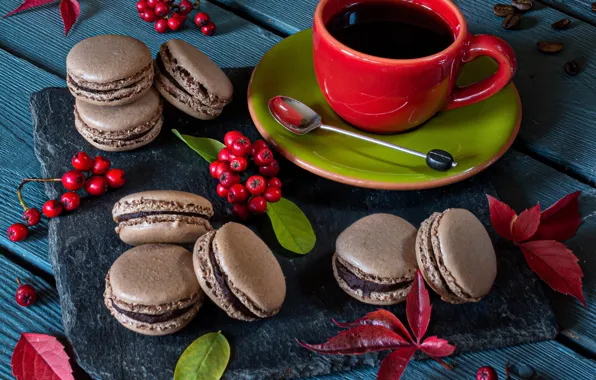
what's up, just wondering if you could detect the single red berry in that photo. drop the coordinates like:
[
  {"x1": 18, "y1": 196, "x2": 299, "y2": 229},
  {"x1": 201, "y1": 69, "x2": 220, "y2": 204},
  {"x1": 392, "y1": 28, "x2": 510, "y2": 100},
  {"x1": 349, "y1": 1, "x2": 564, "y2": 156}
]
[
  {"x1": 168, "y1": 15, "x2": 184, "y2": 31},
  {"x1": 155, "y1": 18, "x2": 169, "y2": 33},
  {"x1": 85, "y1": 176, "x2": 108, "y2": 197},
  {"x1": 259, "y1": 160, "x2": 280, "y2": 177},
  {"x1": 42, "y1": 200, "x2": 63, "y2": 218},
  {"x1": 15, "y1": 279, "x2": 36, "y2": 307},
  {"x1": 22, "y1": 208, "x2": 41, "y2": 226},
  {"x1": 179, "y1": 0, "x2": 193, "y2": 14},
  {"x1": 209, "y1": 161, "x2": 221, "y2": 178},
  {"x1": 216, "y1": 184, "x2": 229, "y2": 198},
  {"x1": 232, "y1": 203, "x2": 249, "y2": 221},
  {"x1": 227, "y1": 184, "x2": 249, "y2": 204},
  {"x1": 224, "y1": 131, "x2": 243, "y2": 149},
  {"x1": 264, "y1": 186, "x2": 282, "y2": 203},
  {"x1": 215, "y1": 162, "x2": 230, "y2": 178},
  {"x1": 230, "y1": 157, "x2": 248, "y2": 172},
  {"x1": 105, "y1": 168, "x2": 126, "y2": 188},
  {"x1": 254, "y1": 148, "x2": 274, "y2": 166},
  {"x1": 248, "y1": 196, "x2": 267, "y2": 214},
  {"x1": 201, "y1": 21, "x2": 217, "y2": 36},
  {"x1": 194, "y1": 11, "x2": 211, "y2": 27},
  {"x1": 218, "y1": 148, "x2": 232, "y2": 162},
  {"x1": 72, "y1": 151, "x2": 93, "y2": 171},
  {"x1": 476, "y1": 366, "x2": 498, "y2": 380},
  {"x1": 246, "y1": 175, "x2": 266, "y2": 195},
  {"x1": 219, "y1": 170, "x2": 241, "y2": 189},
  {"x1": 251, "y1": 140, "x2": 268, "y2": 156},
  {"x1": 231, "y1": 137, "x2": 252, "y2": 157},
  {"x1": 141, "y1": 9, "x2": 157, "y2": 22},
  {"x1": 60, "y1": 192, "x2": 81, "y2": 212},
  {"x1": 136, "y1": 0, "x2": 148, "y2": 12},
  {"x1": 7, "y1": 223, "x2": 28, "y2": 242},
  {"x1": 154, "y1": 1, "x2": 169, "y2": 17},
  {"x1": 61, "y1": 170, "x2": 85, "y2": 191},
  {"x1": 92, "y1": 156, "x2": 111, "y2": 175},
  {"x1": 146, "y1": 0, "x2": 159, "y2": 8},
  {"x1": 267, "y1": 177, "x2": 282, "y2": 189}
]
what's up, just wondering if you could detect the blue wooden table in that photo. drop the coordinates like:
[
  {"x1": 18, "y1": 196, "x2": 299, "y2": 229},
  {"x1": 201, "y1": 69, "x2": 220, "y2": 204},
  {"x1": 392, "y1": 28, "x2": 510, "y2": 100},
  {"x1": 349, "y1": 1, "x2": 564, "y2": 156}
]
[{"x1": 1, "y1": 0, "x2": 595, "y2": 378}]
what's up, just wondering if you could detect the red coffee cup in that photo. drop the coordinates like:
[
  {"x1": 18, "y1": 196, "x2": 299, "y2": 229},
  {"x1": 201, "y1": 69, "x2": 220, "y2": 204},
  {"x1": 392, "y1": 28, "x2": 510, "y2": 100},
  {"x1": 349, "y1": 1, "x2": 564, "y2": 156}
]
[{"x1": 313, "y1": 0, "x2": 517, "y2": 133}]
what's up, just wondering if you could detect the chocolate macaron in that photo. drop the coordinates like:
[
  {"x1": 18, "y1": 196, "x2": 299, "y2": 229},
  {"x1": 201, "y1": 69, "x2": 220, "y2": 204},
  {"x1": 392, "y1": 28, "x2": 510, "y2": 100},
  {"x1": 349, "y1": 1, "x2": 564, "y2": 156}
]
[
  {"x1": 104, "y1": 244, "x2": 203, "y2": 336},
  {"x1": 74, "y1": 88, "x2": 163, "y2": 151},
  {"x1": 154, "y1": 39, "x2": 233, "y2": 119},
  {"x1": 193, "y1": 222, "x2": 286, "y2": 321},
  {"x1": 333, "y1": 214, "x2": 418, "y2": 305},
  {"x1": 416, "y1": 209, "x2": 497, "y2": 304},
  {"x1": 113, "y1": 190, "x2": 214, "y2": 246},
  {"x1": 67, "y1": 35, "x2": 153, "y2": 106}
]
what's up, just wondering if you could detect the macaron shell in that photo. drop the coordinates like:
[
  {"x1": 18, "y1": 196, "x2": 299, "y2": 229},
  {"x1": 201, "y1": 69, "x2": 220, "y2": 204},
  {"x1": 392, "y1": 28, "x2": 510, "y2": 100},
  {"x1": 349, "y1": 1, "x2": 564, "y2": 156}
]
[
  {"x1": 109, "y1": 244, "x2": 201, "y2": 306},
  {"x1": 213, "y1": 223, "x2": 286, "y2": 314},
  {"x1": 117, "y1": 217, "x2": 213, "y2": 246},
  {"x1": 335, "y1": 213, "x2": 418, "y2": 281},
  {"x1": 432, "y1": 209, "x2": 497, "y2": 300},
  {"x1": 113, "y1": 190, "x2": 214, "y2": 218},
  {"x1": 67, "y1": 73, "x2": 153, "y2": 107},
  {"x1": 66, "y1": 35, "x2": 152, "y2": 83}
]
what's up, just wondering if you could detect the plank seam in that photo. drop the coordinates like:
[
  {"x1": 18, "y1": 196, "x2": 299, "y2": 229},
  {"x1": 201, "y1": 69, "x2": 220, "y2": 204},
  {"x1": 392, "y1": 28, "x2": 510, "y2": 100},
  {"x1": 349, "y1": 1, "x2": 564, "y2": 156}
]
[
  {"x1": 206, "y1": 0, "x2": 289, "y2": 37},
  {"x1": 0, "y1": 247, "x2": 56, "y2": 284},
  {"x1": 536, "y1": 0, "x2": 596, "y2": 27},
  {"x1": 0, "y1": 45, "x2": 65, "y2": 80}
]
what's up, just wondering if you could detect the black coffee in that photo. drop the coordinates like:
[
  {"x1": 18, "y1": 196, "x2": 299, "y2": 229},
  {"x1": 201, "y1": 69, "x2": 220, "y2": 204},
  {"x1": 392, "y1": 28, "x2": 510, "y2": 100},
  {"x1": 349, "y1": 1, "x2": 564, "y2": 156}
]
[{"x1": 326, "y1": 1, "x2": 455, "y2": 59}]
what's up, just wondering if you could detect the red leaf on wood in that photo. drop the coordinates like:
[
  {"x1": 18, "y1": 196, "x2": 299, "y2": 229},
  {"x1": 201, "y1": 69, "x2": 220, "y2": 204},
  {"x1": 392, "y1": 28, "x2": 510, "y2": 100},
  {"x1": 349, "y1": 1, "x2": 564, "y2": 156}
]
[
  {"x1": 4, "y1": 0, "x2": 55, "y2": 18},
  {"x1": 59, "y1": 0, "x2": 79, "y2": 35},
  {"x1": 487, "y1": 195, "x2": 516, "y2": 241},
  {"x1": 511, "y1": 204, "x2": 541, "y2": 243},
  {"x1": 376, "y1": 346, "x2": 417, "y2": 380},
  {"x1": 519, "y1": 240, "x2": 586, "y2": 306},
  {"x1": 406, "y1": 270, "x2": 431, "y2": 344},
  {"x1": 534, "y1": 191, "x2": 581, "y2": 242},
  {"x1": 333, "y1": 309, "x2": 413, "y2": 343},
  {"x1": 420, "y1": 336, "x2": 456, "y2": 357},
  {"x1": 296, "y1": 325, "x2": 410, "y2": 355},
  {"x1": 11, "y1": 333, "x2": 75, "y2": 380}
]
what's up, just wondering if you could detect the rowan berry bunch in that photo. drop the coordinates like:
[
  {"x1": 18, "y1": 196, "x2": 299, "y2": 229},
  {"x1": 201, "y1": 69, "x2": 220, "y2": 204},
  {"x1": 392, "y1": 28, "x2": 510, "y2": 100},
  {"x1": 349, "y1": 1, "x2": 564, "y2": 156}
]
[
  {"x1": 210, "y1": 131, "x2": 282, "y2": 220},
  {"x1": 137, "y1": 0, "x2": 216, "y2": 35},
  {"x1": 7, "y1": 152, "x2": 126, "y2": 243}
]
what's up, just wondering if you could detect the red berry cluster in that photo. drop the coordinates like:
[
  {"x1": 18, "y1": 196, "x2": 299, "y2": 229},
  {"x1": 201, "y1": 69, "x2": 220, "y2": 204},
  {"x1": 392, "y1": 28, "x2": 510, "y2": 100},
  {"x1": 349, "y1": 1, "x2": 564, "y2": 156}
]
[
  {"x1": 210, "y1": 131, "x2": 282, "y2": 220},
  {"x1": 137, "y1": 0, "x2": 216, "y2": 35},
  {"x1": 6, "y1": 152, "x2": 126, "y2": 243}
]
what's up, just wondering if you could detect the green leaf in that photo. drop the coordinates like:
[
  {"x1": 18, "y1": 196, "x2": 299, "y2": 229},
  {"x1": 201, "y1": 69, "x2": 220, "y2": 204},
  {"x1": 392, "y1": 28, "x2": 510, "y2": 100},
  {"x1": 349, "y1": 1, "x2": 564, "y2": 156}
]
[
  {"x1": 173, "y1": 129, "x2": 225, "y2": 163},
  {"x1": 266, "y1": 198, "x2": 316, "y2": 254},
  {"x1": 174, "y1": 331, "x2": 230, "y2": 380}
]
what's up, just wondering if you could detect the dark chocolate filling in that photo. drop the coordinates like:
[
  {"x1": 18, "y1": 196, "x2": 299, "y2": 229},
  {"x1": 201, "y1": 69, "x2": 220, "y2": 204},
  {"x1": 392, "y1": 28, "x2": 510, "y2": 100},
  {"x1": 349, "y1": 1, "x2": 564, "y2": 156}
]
[
  {"x1": 156, "y1": 54, "x2": 194, "y2": 98},
  {"x1": 68, "y1": 75, "x2": 144, "y2": 94},
  {"x1": 117, "y1": 211, "x2": 208, "y2": 222},
  {"x1": 112, "y1": 300, "x2": 193, "y2": 324},
  {"x1": 209, "y1": 243, "x2": 259, "y2": 319},
  {"x1": 335, "y1": 257, "x2": 411, "y2": 297}
]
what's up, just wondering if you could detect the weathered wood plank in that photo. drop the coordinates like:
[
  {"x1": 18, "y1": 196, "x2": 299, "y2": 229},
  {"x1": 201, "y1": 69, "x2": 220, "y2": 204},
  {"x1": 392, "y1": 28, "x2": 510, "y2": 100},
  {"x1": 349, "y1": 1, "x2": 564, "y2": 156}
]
[
  {"x1": 539, "y1": 0, "x2": 596, "y2": 25},
  {"x1": 0, "y1": 49, "x2": 64, "y2": 275},
  {"x1": 0, "y1": 0, "x2": 281, "y2": 77}
]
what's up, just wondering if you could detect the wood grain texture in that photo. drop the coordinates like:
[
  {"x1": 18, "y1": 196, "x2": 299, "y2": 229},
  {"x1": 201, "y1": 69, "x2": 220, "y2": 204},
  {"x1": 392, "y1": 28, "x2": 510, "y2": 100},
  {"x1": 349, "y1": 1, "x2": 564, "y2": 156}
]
[
  {"x1": 539, "y1": 0, "x2": 596, "y2": 25},
  {"x1": 214, "y1": 0, "x2": 596, "y2": 184},
  {"x1": 0, "y1": 49, "x2": 64, "y2": 275}
]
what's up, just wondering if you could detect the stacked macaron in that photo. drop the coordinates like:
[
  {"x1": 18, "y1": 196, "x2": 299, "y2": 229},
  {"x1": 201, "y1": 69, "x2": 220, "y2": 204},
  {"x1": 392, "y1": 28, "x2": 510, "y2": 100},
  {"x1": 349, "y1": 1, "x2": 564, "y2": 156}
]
[{"x1": 67, "y1": 35, "x2": 162, "y2": 151}]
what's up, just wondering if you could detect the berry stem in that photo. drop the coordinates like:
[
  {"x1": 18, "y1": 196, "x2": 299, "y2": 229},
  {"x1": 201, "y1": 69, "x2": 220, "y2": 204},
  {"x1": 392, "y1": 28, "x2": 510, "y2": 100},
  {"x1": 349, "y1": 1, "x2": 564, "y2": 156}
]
[
  {"x1": 195, "y1": 0, "x2": 200, "y2": 9},
  {"x1": 17, "y1": 178, "x2": 61, "y2": 211},
  {"x1": 16, "y1": 278, "x2": 22, "y2": 286},
  {"x1": 432, "y1": 357, "x2": 454, "y2": 371}
]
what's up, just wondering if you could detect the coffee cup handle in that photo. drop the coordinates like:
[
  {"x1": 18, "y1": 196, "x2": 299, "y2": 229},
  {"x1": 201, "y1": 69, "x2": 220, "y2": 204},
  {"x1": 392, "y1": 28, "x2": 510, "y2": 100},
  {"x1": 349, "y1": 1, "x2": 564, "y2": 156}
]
[{"x1": 444, "y1": 34, "x2": 517, "y2": 110}]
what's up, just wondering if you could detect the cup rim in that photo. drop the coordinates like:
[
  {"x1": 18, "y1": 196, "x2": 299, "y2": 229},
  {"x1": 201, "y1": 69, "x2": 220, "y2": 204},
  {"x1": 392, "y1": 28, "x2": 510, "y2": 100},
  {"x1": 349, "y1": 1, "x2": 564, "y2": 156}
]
[{"x1": 313, "y1": 0, "x2": 468, "y2": 65}]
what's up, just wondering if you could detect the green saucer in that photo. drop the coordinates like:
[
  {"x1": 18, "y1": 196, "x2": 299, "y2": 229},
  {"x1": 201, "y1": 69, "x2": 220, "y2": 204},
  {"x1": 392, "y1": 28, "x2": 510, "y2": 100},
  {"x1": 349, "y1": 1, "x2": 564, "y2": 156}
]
[{"x1": 248, "y1": 29, "x2": 521, "y2": 190}]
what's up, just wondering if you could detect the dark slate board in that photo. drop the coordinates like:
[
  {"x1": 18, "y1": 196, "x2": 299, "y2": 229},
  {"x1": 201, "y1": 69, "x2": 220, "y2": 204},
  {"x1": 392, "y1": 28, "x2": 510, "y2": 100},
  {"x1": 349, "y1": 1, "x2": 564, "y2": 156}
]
[{"x1": 32, "y1": 68, "x2": 557, "y2": 380}]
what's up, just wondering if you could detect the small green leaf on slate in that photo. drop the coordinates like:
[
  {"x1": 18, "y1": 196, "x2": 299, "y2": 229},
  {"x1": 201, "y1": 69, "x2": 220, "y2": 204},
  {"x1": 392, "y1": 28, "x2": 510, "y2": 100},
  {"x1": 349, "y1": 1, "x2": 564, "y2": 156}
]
[
  {"x1": 174, "y1": 331, "x2": 230, "y2": 380},
  {"x1": 173, "y1": 129, "x2": 225, "y2": 163},
  {"x1": 266, "y1": 198, "x2": 316, "y2": 254}
]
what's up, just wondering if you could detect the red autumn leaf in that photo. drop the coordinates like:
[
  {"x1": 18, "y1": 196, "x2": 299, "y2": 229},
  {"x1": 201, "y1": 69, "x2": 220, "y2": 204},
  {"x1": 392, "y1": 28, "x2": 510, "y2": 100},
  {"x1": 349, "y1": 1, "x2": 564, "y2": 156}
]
[
  {"x1": 534, "y1": 191, "x2": 581, "y2": 242},
  {"x1": 3, "y1": 0, "x2": 55, "y2": 18},
  {"x1": 487, "y1": 195, "x2": 516, "y2": 241},
  {"x1": 420, "y1": 336, "x2": 456, "y2": 357},
  {"x1": 11, "y1": 333, "x2": 75, "y2": 380},
  {"x1": 511, "y1": 204, "x2": 541, "y2": 243},
  {"x1": 406, "y1": 270, "x2": 431, "y2": 344},
  {"x1": 376, "y1": 346, "x2": 417, "y2": 380},
  {"x1": 333, "y1": 309, "x2": 413, "y2": 343},
  {"x1": 59, "y1": 0, "x2": 79, "y2": 36},
  {"x1": 296, "y1": 325, "x2": 410, "y2": 355},
  {"x1": 519, "y1": 240, "x2": 586, "y2": 307}
]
